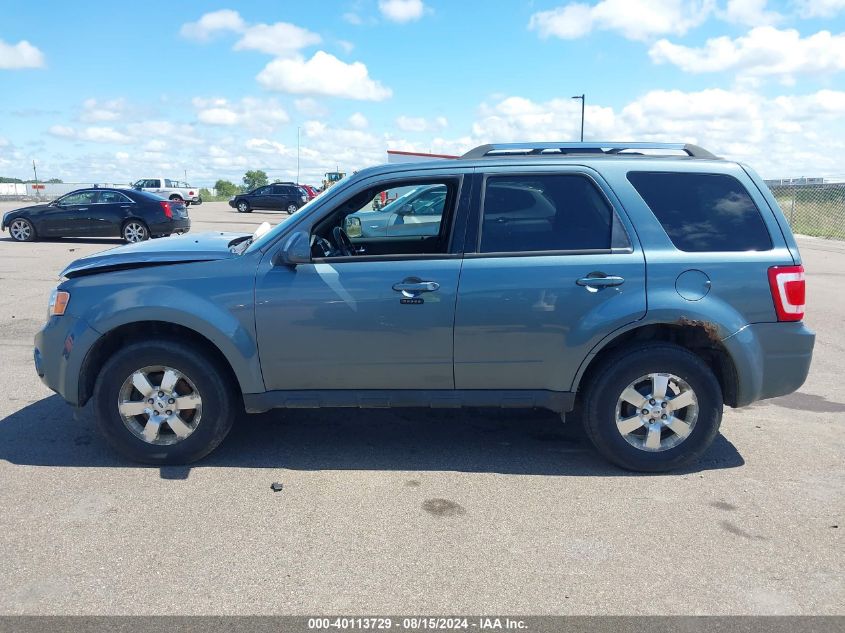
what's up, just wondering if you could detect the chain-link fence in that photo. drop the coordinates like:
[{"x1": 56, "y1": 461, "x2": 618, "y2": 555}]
[{"x1": 766, "y1": 180, "x2": 845, "y2": 240}]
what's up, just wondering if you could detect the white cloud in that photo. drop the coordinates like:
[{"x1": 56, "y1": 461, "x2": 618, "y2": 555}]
[
  {"x1": 343, "y1": 12, "x2": 364, "y2": 25},
  {"x1": 179, "y1": 9, "x2": 245, "y2": 40},
  {"x1": 48, "y1": 125, "x2": 76, "y2": 138},
  {"x1": 378, "y1": 0, "x2": 426, "y2": 23},
  {"x1": 529, "y1": 0, "x2": 714, "y2": 41},
  {"x1": 257, "y1": 51, "x2": 392, "y2": 101},
  {"x1": 0, "y1": 38, "x2": 45, "y2": 69},
  {"x1": 721, "y1": 0, "x2": 782, "y2": 25},
  {"x1": 348, "y1": 112, "x2": 369, "y2": 129},
  {"x1": 193, "y1": 97, "x2": 290, "y2": 131},
  {"x1": 198, "y1": 107, "x2": 240, "y2": 125},
  {"x1": 649, "y1": 26, "x2": 845, "y2": 82},
  {"x1": 794, "y1": 0, "x2": 845, "y2": 17},
  {"x1": 181, "y1": 10, "x2": 319, "y2": 58},
  {"x1": 80, "y1": 98, "x2": 126, "y2": 122},
  {"x1": 233, "y1": 22, "x2": 321, "y2": 57},
  {"x1": 395, "y1": 115, "x2": 448, "y2": 132},
  {"x1": 48, "y1": 125, "x2": 132, "y2": 144},
  {"x1": 465, "y1": 89, "x2": 845, "y2": 178}
]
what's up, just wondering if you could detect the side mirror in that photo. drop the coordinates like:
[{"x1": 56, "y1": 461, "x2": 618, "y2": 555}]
[
  {"x1": 396, "y1": 204, "x2": 414, "y2": 216},
  {"x1": 273, "y1": 231, "x2": 311, "y2": 266}
]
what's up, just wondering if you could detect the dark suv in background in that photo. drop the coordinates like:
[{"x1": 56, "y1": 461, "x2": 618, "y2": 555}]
[{"x1": 229, "y1": 183, "x2": 307, "y2": 214}]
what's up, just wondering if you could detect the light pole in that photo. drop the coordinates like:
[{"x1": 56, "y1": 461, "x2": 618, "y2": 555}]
[
  {"x1": 32, "y1": 160, "x2": 39, "y2": 201},
  {"x1": 572, "y1": 94, "x2": 585, "y2": 142}
]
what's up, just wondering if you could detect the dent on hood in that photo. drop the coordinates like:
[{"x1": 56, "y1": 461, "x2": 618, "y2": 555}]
[{"x1": 60, "y1": 231, "x2": 245, "y2": 278}]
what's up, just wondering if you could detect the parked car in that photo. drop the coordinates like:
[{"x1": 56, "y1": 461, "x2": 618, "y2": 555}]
[
  {"x1": 345, "y1": 184, "x2": 447, "y2": 238},
  {"x1": 299, "y1": 184, "x2": 319, "y2": 200},
  {"x1": 132, "y1": 178, "x2": 201, "y2": 206},
  {"x1": 3, "y1": 187, "x2": 190, "y2": 243},
  {"x1": 34, "y1": 141, "x2": 814, "y2": 471},
  {"x1": 229, "y1": 183, "x2": 307, "y2": 214}
]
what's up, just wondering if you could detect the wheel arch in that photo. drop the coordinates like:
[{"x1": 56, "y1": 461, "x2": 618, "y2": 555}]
[
  {"x1": 572, "y1": 321, "x2": 739, "y2": 408},
  {"x1": 78, "y1": 318, "x2": 260, "y2": 406}
]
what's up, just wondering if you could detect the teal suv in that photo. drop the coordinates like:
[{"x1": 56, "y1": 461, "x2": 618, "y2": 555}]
[{"x1": 34, "y1": 142, "x2": 814, "y2": 471}]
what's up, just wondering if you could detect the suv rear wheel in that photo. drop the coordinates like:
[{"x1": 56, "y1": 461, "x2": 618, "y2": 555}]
[
  {"x1": 93, "y1": 340, "x2": 237, "y2": 464},
  {"x1": 581, "y1": 343, "x2": 722, "y2": 472}
]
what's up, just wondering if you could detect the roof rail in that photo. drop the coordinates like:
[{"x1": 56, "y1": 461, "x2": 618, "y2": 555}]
[{"x1": 460, "y1": 142, "x2": 718, "y2": 160}]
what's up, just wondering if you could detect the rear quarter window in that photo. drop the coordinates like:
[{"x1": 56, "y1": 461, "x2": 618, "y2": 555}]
[{"x1": 627, "y1": 172, "x2": 772, "y2": 252}]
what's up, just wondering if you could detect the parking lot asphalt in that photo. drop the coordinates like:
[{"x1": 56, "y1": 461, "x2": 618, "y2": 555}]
[{"x1": 0, "y1": 200, "x2": 842, "y2": 615}]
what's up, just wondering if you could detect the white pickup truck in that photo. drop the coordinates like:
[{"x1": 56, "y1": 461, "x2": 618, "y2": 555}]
[{"x1": 131, "y1": 178, "x2": 202, "y2": 206}]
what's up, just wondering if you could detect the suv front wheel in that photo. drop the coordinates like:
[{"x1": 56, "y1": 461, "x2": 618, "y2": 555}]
[
  {"x1": 581, "y1": 343, "x2": 723, "y2": 472},
  {"x1": 93, "y1": 340, "x2": 237, "y2": 464}
]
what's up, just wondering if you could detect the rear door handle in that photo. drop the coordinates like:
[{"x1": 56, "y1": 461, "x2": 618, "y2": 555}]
[
  {"x1": 392, "y1": 279, "x2": 440, "y2": 296},
  {"x1": 576, "y1": 275, "x2": 625, "y2": 289}
]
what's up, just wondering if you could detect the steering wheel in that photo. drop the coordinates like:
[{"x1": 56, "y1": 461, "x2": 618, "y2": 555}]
[{"x1": 332, "y1": 226, "x2": 355, "y2": 256}]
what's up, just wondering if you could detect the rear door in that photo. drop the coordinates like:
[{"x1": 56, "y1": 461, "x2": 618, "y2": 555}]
[
  {"x1": 453, "y1": 167, "x2": 647, "y2": 393},
  {"x1": 91, "y1": 190, "x2": 133, "y2": 236}
]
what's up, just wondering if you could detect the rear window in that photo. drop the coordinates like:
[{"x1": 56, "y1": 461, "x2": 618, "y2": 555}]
[{"x1": 627, "y1": 172, "x2": 772, "y2": 252}]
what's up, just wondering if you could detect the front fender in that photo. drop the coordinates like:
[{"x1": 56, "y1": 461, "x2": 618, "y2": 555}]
[{"x1": 65, "y1": 259, "x2": 264, "y2": 396}]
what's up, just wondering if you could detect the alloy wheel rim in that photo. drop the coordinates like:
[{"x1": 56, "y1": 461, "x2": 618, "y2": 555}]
[
  {"x1": 124, "y1": 223, "x2": 146, "y2": 242},
  {"x1": 10, "y1": 220, "x2": 31, "y2": 241},
  {"x1": 238, "y1": 202, "x2": 248, "y2": 212},
  {"x1": 287, "y1": 205, "x2": 297, "y2": 213},
  {"x1": 614, "y1": 372, "x2": 699, "y2": 452},
  {"x1": 117, "y1": 365, "x2": 203, "y2": 445}
]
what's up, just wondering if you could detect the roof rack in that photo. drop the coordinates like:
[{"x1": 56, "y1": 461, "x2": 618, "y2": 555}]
[{"x1": 460, "y1": 142, "x2": 718, "y2": 160}]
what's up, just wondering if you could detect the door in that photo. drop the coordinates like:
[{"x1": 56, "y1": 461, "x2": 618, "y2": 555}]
[
  {"x1": 454, "y1": 169, "x2": 647, "y2": 393},
  {"x1": 251, "y1": 186, "x2": 272, "y2": 209},
  {"x1": 270, "y1": 185, "x2": 290, "y2": 210},
  {"x1": 254, "y1": 173, "x2": 470, "y2": 391},
  {"x1": 40, "y1": 190, "x2": 99, "y2": 236},
  {"x1": 91, "y1": 190, "x2": 133, "y2": 236}
]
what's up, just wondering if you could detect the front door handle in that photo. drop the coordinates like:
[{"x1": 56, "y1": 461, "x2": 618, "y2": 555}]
[
  {"x1": 392, "y1": 279, "x2": 440, "y2": 296},
  {"x1": 576, "y1": 275, "x2": 625, "y2": 289}
]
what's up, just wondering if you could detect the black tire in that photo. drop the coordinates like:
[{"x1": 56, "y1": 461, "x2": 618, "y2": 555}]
[
  {"x1": 581, "y1": 343, "x2": 723, "y2": 472},
  {"x1": 93, "y1": 340, "x2": 238, "y2": 464},
  {"x1": 169, "y1": 195, "x2": 184, "y2": 204},
  {"x1": 286, "y1": 204, "x2": 298, "y2": 214},
  {"x1": 122, "y1": 219, "x2": 150, "y2": 243},
  {"x1": 8, "y1": 218, "x2": 37, "y2": 242},
  {"x1": 237, "y1": 200, "x2": 251, "y2": 213}
]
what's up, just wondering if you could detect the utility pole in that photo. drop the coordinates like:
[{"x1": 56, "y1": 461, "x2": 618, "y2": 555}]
[
  {"x1": 32, "y1": 160, "x2": 39, "y2": 201},
  {"x1": 572, "y1": 94, "x2": 585, "y2": 142},
  {"x1": 296, "y1": 126, "x2": 301, "y2": 184}
]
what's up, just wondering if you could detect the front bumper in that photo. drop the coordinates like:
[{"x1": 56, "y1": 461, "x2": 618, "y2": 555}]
[
  {"x1": 34, "y1": 315, "x2": 101, "y2": 406},
  {"x1": 723, "y1": 321, "x2": 815, "y2": 407}
]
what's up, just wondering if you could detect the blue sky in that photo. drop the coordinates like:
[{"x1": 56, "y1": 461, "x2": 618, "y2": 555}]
[{"x1": 1, "y1": 0, "x2": 844, "y2": 185}]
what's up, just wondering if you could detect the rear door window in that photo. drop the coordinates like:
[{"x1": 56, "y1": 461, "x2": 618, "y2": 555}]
[
  {"x1": 627, "y1": 172, "x2": 772, "y2": 252},
  {"x1": 479, "y1": 174, "x2": 626, "y2": 253}
]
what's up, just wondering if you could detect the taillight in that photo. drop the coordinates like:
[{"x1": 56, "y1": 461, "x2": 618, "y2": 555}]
[
  {"x1": 160, "y1": 200, "x2": 173, "y2": 218},
  {"x1": 189, "y1": 191, "x2": 194, "y2": 196},
  {"x1": 768, "y1": 265, "x2": 805, "y2": 321}
]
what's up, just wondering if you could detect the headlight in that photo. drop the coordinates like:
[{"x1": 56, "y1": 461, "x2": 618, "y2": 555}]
[
  {"x1": 345, "y1": 216, "x2": 362, "y2": 238},
  {"x1": 229, "y1": 196, "x2": 235, "y2": 202},
  {"x1": 48, "y1": 289, "x2": 70, "y2": 317}
]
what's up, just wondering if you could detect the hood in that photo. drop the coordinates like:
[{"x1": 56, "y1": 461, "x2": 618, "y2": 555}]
[
  {"x1": 61, "y1": 231, "x2": 247, "y2": 278},
  {"x1": 3, "y1": 203, "x2": 51, "y2": 220}
]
